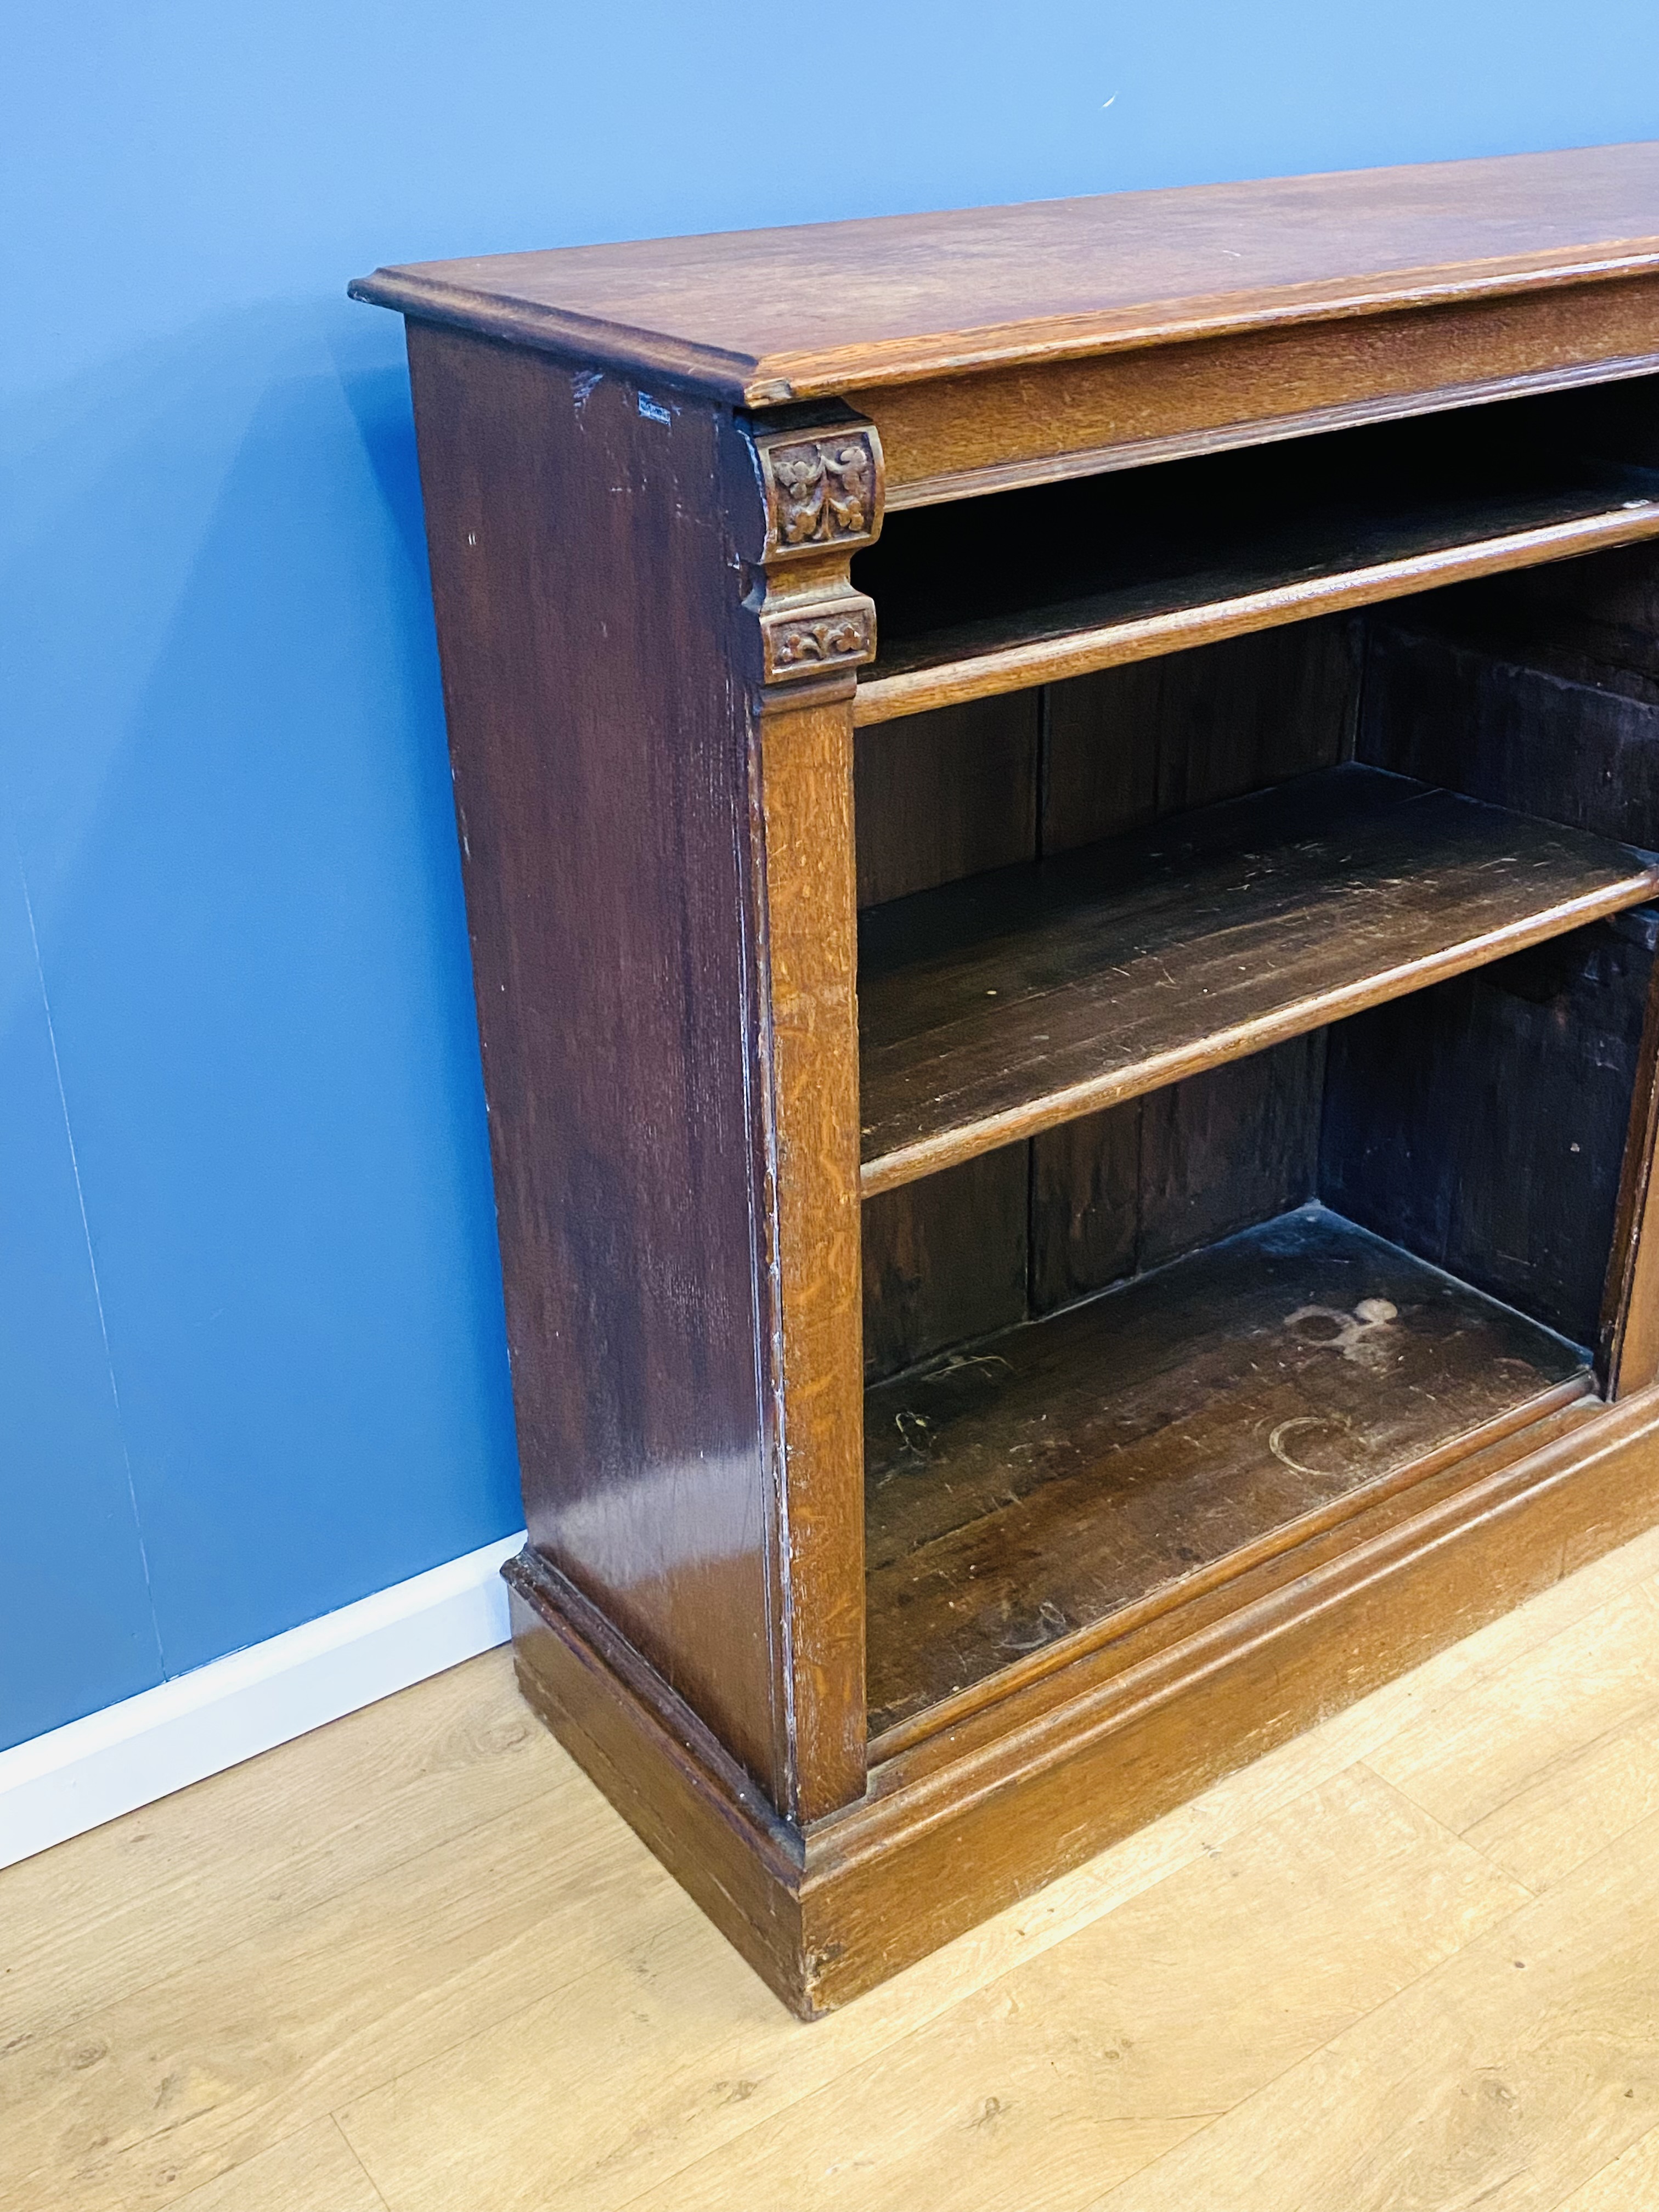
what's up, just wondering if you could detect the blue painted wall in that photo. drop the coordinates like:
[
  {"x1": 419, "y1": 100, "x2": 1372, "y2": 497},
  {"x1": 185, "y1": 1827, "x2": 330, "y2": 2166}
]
[{"x1": 3, "y1": 2, "x2": 1656, "y2": 1751}]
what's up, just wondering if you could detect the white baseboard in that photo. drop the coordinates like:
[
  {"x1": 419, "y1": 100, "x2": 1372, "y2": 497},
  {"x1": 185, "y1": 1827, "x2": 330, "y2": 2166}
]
[{"x1": 0, "y1": 1530, "x2": 526, "y2": 1870}]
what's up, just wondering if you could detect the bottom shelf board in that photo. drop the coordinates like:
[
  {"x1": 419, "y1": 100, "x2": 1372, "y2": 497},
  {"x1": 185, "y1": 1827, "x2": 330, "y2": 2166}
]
[{"x1": 864, "y1": 1204, "x2": 1591, "y2": 1740}]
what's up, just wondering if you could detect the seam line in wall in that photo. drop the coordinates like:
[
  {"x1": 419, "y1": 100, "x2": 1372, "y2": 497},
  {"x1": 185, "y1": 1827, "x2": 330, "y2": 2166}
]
[{"x1": 15, "y1": 840, "x2": 167, "y2": 1678}]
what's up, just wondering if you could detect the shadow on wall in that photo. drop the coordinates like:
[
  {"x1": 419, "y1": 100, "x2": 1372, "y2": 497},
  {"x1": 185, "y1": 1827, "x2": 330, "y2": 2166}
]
[{"x1": 0, "y1": 302, "x2": 521, "y2": 1746}]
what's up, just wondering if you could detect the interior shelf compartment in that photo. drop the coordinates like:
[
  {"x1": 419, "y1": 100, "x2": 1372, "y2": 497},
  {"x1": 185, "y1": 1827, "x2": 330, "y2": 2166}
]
[
  {"x1": 864, "y1": 1203, "x2": 1593, "y2": 1741},
  {"x1": 850, "y1": 402, "x2": 1659, "y2": 726},
  {"x1": 857, "y1": 761, "x2": 1659, "y2": 1195}
]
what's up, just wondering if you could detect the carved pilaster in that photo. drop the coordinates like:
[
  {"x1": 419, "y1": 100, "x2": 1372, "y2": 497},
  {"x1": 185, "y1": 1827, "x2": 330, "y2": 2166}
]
[
  {"x1": 726, "y1": 406, "x2": 883, "y2": 1822},
  {"x1": 737, "y1": 413, "x2": 885, "y2": 695}
]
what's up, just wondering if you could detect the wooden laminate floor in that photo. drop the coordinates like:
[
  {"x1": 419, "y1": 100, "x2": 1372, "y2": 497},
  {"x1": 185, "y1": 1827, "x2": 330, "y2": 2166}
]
[{"x1": 9, "y1": 1528, "x2": 1659, "y2": 2211}]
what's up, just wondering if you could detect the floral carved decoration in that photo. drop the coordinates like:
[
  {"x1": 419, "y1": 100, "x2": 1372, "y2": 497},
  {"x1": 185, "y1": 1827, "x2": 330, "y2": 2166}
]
[
  {"x1": 766, "y1": 437, "x2": 877, "y2": 551},
  {"x1": 762, "y1": 603, "x2": 875, "y2": 680}
]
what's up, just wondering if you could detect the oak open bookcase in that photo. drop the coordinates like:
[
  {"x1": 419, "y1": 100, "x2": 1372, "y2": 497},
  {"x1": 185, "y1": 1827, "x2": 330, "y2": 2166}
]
[{"x1": 353, "y1": 144, "x2": 1659, "y2": 2016}]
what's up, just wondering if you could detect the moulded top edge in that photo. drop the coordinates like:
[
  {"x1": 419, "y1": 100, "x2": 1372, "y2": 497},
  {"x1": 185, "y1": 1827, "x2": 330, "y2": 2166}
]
[{"x1": 347, "y1": 143, "x2": 1659, "y2": 404}]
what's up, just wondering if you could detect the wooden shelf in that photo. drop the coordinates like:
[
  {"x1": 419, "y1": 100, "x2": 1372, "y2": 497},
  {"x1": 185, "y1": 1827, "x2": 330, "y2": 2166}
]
[
  {"x1": 857, "y1": 764, "x2": 1659, "y2": 1195},
  {"x1": 865, "y1": 1204, "x2": 1593, "y2": 1743},
  {"x1": 853, "y1": 441, "x2": 1659, "y2": 726}
]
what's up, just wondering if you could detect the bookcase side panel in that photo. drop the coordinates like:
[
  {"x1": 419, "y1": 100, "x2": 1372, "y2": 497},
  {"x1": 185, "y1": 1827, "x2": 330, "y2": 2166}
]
[{"x1": 405, "y1": 324, "x2": 786, "y2": 1799}]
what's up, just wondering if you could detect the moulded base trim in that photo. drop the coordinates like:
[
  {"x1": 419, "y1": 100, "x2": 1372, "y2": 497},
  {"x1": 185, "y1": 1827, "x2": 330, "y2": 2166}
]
[
  {"x1": 507, "y1": 1385, "x2": 1659, "y2": 2019},
  {"x1": 0, "y1": 1531, "x2": 524, "y2": 1870}
]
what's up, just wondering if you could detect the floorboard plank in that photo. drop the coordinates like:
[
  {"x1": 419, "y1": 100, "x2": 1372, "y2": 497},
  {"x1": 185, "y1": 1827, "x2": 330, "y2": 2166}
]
[
  {"x1": 1367, "y1": 1581, "x2": 1659, "y2": 1838},
  {"x1": 2, "y1": 1781, "x2": 686, "y2": 2212},
  {"x1": 1086, "y1": 1802, "x2": 1659, "y2": 2212},
  {"x1": 0, "y1": 1650, "x2": 570, "y2": 2052},
  {"x1": 153, "y1": 2119, "x2": 388, "y2": 2212},
  {"x1": 1461, "y1": 1699, "x2": 1659, "y2": 1894},
  {"x1": 1553, "y1": 2121, "x2": 1659, "y2": 2209}
]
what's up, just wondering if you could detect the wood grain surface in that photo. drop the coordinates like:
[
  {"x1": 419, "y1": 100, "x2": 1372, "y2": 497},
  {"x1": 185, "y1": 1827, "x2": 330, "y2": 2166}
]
[
  {"x1": 1440, "y1": 535, "x2": 1659, "y2": 685},
  {"x1": 1359, "y1": 602, "x2": 1659, "y2": 843},
  {"x1": 861, "y1": 1148, "x2": 1029, "y2": 1384},
  {"x1": 746, "y1": 686, "x2": 870, "y2": 1820},
  {"x1": 493, "y1": 1381, "x2": 1659, "y2": 2017},
  {"x1": 1030, "y1": 1035, "x2": 1327, "y2": 1312},
  {"x1": 1601, "y1": 968, "x2": 1659, "y2": 1396},
  {"x1": 858, "y1": 763, "x2": 1659, "y2": 1193},
  {"x1": 862, "y1": 289, "x2": 1659, "y2": 505},
  {"x1": 351, "y1": 144, "x2": 1659, "y2": 402},
  {"x1": 1040, "y1": 618, "x2": 1359, "y2": 855}
]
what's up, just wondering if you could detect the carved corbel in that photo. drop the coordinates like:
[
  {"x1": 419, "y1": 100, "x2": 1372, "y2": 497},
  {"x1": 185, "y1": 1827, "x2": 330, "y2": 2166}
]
[{"x1": 736, "y1": 412, "x2": 885, "y2": 693}]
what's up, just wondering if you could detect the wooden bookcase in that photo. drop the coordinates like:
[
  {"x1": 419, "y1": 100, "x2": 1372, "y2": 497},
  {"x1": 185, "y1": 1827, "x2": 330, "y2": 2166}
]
[{"x1": 352, "y1": 144, "x2": 1659, "y2": 2016}]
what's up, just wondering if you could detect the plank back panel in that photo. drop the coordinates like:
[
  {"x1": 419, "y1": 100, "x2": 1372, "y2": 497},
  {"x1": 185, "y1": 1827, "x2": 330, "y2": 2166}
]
[
  {"x1": 1358, "y1": 609, "x2": 1659, "y2": 843},
  {"x1": 1341, "y1": 579, "x2": 1659, "y2": 1358},
  {"x1": 864, "y1": 622, "x2": 1366, "y2": 1370},
  {"x1": 861, "y1": 1150, "x2": 1029, "y2": 1384},
  {"x1": 854, "y1": 693, "x2": 1039, "y2": 909},
  {"x1": 855, "y1": 692, "x2": 1040, "y2": 1380},
  {"x1": 1029, "y1": 1041, "x2": 1326, "y2": 1316},
  {"x1": 1322, "y1": 915, "x2": 1658, "y2": 1349},
  {"x1": 1042, "y1": 618, "x2": 1361, "y2": 851}
]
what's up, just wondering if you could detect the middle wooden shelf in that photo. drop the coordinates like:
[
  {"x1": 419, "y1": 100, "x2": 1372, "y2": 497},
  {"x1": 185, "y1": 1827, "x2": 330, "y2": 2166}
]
[{"x1": 857, "y1": 761, "x2": 1659, "y2": 1195}]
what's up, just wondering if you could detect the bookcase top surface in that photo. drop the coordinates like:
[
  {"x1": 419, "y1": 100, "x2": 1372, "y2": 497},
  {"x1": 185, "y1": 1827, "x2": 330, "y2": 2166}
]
[{"x1": 350, "y1": 143, "x2": 1659, "y2": 405}]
